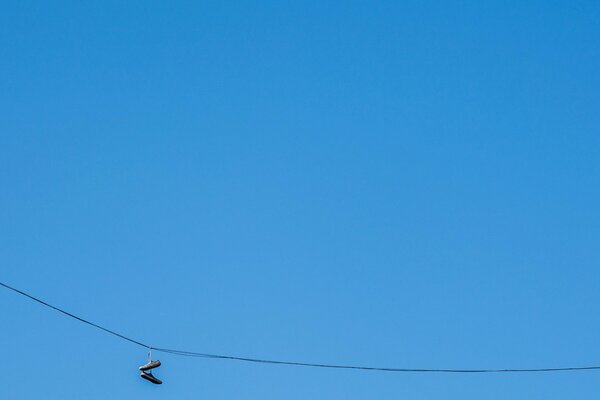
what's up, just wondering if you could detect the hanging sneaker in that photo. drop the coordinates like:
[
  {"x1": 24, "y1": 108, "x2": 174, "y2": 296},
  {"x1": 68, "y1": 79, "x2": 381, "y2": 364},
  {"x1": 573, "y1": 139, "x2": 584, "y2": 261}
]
[
  {"x1": 139, "y1": 360, "x2": 161, "y2": 371},
  {"x1": 140, "y1": 371, "x2": 163, "y2": 385}
]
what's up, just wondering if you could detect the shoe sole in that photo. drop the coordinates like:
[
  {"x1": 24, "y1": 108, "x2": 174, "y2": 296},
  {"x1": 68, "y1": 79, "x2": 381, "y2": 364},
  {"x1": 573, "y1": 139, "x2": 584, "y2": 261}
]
[{"x1": 140, "y1": 372, "x2": 163, "y2": 385}]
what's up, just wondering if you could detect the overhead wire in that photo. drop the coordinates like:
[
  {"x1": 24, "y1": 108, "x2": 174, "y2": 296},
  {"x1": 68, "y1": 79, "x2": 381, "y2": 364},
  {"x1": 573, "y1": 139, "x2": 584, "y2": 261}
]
[
  {"x1": 151, "y1": 347, "x2": 600, "y2": 373},
  {"x1": 2, "y1": 280, "x2": 599, "y2": 374},
  {"x1": 0, "y1": 281, "x2": 151, "y2": 349}
]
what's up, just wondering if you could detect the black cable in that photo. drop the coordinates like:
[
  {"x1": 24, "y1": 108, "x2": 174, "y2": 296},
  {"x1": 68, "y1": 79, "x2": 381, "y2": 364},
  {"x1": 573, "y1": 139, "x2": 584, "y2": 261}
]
[
  {"x1": 2, "y1": 280, "x2": 600, "y2": 374},
  {"x1": 151, "y1": 348, "x2": 600, "y2": 373},
  {"x1": 0, "y1": 281, "x2": 151, "y2": 350}
]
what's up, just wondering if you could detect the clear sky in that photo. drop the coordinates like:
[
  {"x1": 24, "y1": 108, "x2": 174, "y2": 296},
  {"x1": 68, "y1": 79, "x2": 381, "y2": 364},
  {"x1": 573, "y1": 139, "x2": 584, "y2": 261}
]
[{"x1": 1, "y1": 1, "x2": 599, "y2": 399}]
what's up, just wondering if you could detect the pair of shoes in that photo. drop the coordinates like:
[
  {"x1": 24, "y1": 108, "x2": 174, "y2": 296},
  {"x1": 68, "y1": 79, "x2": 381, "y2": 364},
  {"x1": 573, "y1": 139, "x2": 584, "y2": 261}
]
[
  {"x1": 139, "y1": 359, "x2": 163, "y2": 384},
  {"x1": 140, "y1": 370, "x2": 163, "y2": 385}
]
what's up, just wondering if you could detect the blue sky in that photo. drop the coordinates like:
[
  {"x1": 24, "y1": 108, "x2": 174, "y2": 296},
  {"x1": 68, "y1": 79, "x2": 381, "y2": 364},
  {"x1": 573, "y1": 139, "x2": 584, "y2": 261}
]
[{"x1": 1, "y1": 1, "x2": 599, "y2": 398}]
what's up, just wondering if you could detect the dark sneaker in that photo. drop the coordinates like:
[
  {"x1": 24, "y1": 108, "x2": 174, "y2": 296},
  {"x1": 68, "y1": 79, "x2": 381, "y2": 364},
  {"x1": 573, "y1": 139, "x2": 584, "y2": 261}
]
[
  {"x1": 139, "y1": 360, "x2": 161, "y2": 371},
  {"x1": 140, "y1": 371, "x2": 163, "y2": 385}
]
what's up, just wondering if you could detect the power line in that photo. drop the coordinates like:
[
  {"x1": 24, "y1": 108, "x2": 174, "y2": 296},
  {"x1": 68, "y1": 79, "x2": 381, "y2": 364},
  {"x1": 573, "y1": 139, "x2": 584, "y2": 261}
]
[
  {"x1": 0, "y1": 281, "x2": 150, "y2": 349},
  {"x1": 151, "y1": 348, "x2": 600, "y2": 373},
  {"x1": 2, "y1": 280, "x2": 599, "y2": 374}
]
